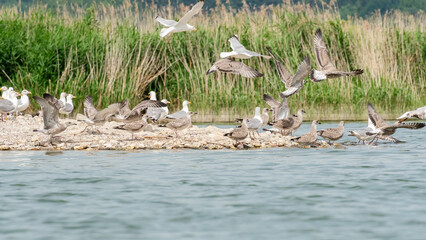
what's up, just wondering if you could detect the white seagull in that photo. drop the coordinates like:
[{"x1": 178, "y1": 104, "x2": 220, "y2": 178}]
[
  {"x1": 220, "y1": 35, "x2": 271, "y2": 59},
  {"x1": 156, "y1": 0, "x2": 204, "y2": 38}
]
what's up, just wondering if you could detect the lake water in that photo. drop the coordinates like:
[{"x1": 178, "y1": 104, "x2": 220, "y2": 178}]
[{"x1": 1, "y1": 122, "x2": 425, "y2": 240}]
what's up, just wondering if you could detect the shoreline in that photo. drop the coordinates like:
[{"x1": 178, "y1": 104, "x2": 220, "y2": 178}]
[{"x1": 0, "y1": 115, "x2": 335, "y2": 151}]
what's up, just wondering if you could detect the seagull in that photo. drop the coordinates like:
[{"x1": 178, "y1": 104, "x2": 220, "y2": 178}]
[
  {"x1": 236, "y1": 107, "x2": 263, "y2": 139},
  {"x1": 1, "y1": 86, "x2": 9, "y2": 98},
  {"x1": 118, "y1": 99, "x2": 132, "y2": 116},
  {"x1": 82, "y1": 96, "x2": 126, "y2": 133},
  {"x1": 289, "y1": 109, "x2": 306, "y2": 135},
  {"x1": 397, "y1": 106, "x2": 426, "y2": 121},
  {"x1": 366, "y1": 103, "x2": 425, "y2": 144},
  {"x1": 33, "y1": 93, "x2": 75, "y2": 143},
  {"x1": 310, "y1": 28, "x2": 363, "y2": 82},
  {"x1": 0, "y1": 91, "x2": 20, "y2": 119},
  {"x1": 160, "y1": 112, "x2": 196, "y2": 138},
  {"x1": 263, "y1": 94, "x2": 289, "y2": 122},
  {"x1": 16, "y1": 89, "x2": 32, "y2": 115},
  {"x1": 147, "y1": 99, "x2": 170, "y2": 122},
  {"x1": 268, "y1": 115, "x2": 295, "y2": 136},
  {"x1": 58, "y1": 92, "x2": 67, "y2": 106},
  {"x1": 220, "y1": 35, "x2": 271, "y2": 59},
  {"x1": 291, "y1": 120, "x2": 321, "y2": 146},
  {"x1": 317, "y1": 121, "x2": 345, "y2": 144},
  {"x1": 59, "y1": 94, "x2": 76, "y2": 116},
  {"x1": 266, "y1": 47, "x2": 311, "y2": 98},
  {"x1": 114, "y1": 114, "x2": 150, "y2": 140},
  {"x1": 207, "y1": 58, "x2": 264, "y2": 78},
  {"x1": 348, "y1": 118, "x2": 375, "y2": 144},
  {"x1": 166, "y1": 100, "x2": 191, "y2": 119},
  {"x1": 117, "y1": 94, "x2": 168, "y2": 122},
  {"x1": 225, "y1": 118, "x2": 249, "y2": 145},
  {"x1": 156, "y1": 0, "x2": 204, "y2": 38}
]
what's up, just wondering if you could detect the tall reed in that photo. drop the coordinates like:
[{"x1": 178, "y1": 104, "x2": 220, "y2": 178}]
[{"x1": 0, "y1": 1, "x2": 424, "y2": 121}]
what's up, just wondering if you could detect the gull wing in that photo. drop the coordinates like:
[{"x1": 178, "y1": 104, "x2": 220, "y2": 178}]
[
  {"x1": 367, "y1": 103, "x2": 387, "y2": 128},
  {"x1": 176, "y1": 0, "x2": 204, "y2": 26},
  {"x1": 125, "y1": 100, "x2": 167, "y2": 119},
  {"x1": 35, "y1": 95, "x2": 60, "y2": 130},
  {"x1": 266, "y1": 47, "x2": 292, "y2": 88},
  {"x1": 290, "y1": 56, "x2": 311, "y2": 87},
  {"x1": 83, "y1": 96, "x2": 98, "y2": 120},
  {"x1": 95, "y1": 101, "x2": 126, "y2": 121},
  {"x1": 229, "y1": 35, "x2": 246, "y2": 51},
  {"x1": 313, "y1": 28, "x2": 336, "y2": 71},
  {"x1": 155, "y1": 16, "x2": 178, "y2": 27},
  {"x1": 0, "y1": 98, "x2": 14, "y2": 112}
]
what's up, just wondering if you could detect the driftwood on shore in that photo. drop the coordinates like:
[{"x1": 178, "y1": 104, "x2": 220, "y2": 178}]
[{"x1": 0, "y1": 115, "x2": 334, "y2": 151}]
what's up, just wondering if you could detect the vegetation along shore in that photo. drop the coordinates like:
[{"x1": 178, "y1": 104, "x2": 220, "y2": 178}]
[{"x1": 0, "y1": 1, "x2": 424, "y2": 121}]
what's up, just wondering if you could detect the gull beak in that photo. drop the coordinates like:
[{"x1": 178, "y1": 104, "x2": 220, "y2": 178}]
[
  {"x1": 194, "y1": 29, "x2": 198, "y2": 32},
  {"x1": 188, "y1": 101, "x2": 192, "y2": 104},
  {"x1": 72, "y1": 96, "x2": 76, "y2": 98},
  {"x1": 167, "y1": 101, "x2": 171, "y2": 104},
  {"x1": 0, "y1": 97, "x2": 3, "y2": 99},
  {"x1": 27, "y1": 91, "x2": 32, "y2": 95}
]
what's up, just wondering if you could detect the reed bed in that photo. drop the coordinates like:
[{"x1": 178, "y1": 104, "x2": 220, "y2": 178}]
[{"x1": 0, "y1": 1, "x2": 424, "y2": 121}]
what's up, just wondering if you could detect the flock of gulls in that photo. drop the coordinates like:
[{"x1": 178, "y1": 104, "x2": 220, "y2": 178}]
[{"x1": 1, "y1": 0, "x2": 425, "y2": 148}]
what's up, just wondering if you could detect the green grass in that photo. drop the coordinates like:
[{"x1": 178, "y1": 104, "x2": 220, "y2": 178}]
[{"x1": 0, "y1": 2, "x2": 424, "y2": 121}]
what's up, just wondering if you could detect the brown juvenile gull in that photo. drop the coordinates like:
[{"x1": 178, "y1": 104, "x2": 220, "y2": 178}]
[
  {"x1": 220, "y1": 35, "x2": 271, "y2": 59},
  {"x1": 118, "y1": 99, "x2": 132, "y2": 116},
  {"x1": 156, "y1": 0, "x2": 204, "y2": 38},
  {"x1": 33, "y1": 93, "x2": 75, "y2": 143},
  {"x1": 225, "y1": 118, "x2": 249, "y2": 145},
  {"x1": 160, "y1": 112, "x2": 196, "y2": 138},
  {"x1": 263, "y1": 94, "x2": 289, "y2": 122},
  {"x1": 81, "y1": 96, "x2": 126, "y2": 133},
  {"x1": 267, "y1": 47, "x2": 311, "y2": 98},
  {"x1": 268, "y1": 115, "x2": 295, "y2": 136},
  {"x1": 206, "y1": 58, "x2": 263, "y2": 78},
  {"x1": 310, "y1": 28, "x2": 363, "y2": 82},
  {"x1": 366, "y1": 103, "x2": 425, "y2": 144},
  {"x1": 289, "y1": 109, "x2": 306, "y2": 135},
  {"x1": 317, "y1": 121, "x2": 345, "y2": 144},
  {"x1": 113, "y1": 114, "x2": 150, "y2": 140},
  {"x1": 397, "y1": 106, "x2": 426, "y2": 121},
  {"x1": 291, "y1": 120, "x2": 321, "y2": 146},
  {"x1": 116, "y1": 97, "x2": 168, "y2": 123}
]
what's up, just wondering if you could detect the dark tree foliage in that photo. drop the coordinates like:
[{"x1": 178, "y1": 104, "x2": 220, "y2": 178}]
[{"x1": 0, "y1": 0, "x2": 424, "y2": 18}]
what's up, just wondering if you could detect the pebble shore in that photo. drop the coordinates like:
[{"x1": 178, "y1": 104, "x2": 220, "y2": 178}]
[{"x1": 0, "y1": 115, "x2": 333, "y2": 151}]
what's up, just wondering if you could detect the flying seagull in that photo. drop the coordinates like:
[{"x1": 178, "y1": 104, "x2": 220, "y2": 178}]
[
  {"x1": 310, "y1": 28, "x2": 363, "y2": 82},
  {"x1": 207, "y1": 58, "x2": 263, "y2": 78},
  {"x1": 366, "y1": 103, "x2": 425, "y2": 144},
  {"x1": 397, "y1": 106, "x2": 426, "y2": 121},
  {"x1": 156, "y1": 0, "x2": 204, "y2": 38},
  {"x1": 267, "y1": 47, "x2": 311, "y2": 98},
  {"x1": 220, "y1": 35, "x2": 271, "y2": 59},
  {"x1": 263, "y1": 94, "x2": 289, "y2": 122}
]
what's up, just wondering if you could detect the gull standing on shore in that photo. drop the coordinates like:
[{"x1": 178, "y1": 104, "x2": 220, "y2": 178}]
[
  {"x1": 166, "y1": 100, "x2": 191, "y2": 119},
  {"x1": 310, "y1": 28, "x2": 363, "y2": 82},
  {"x1": 114, "y1": 115, "x2": 150, "y2": 140},
  {"x1": 317, "y1": 121, "x2": 345, "y2": 144},
  {"x1": 161, "y1": 112, "x2": 196, "y2": 138},
  {"x1": 16, "y1": 89, "x2": 31, "y2": 115},
  {"x1": 225, "y1": 118, "x2": 249, "y2": 145},
  {"x1": 267, "y1": 47, "x2": 311, "y2": 98},
  {"x1": 59, "y1": 94, "x2": 76, "y2": 117},
  {"x1": 237, "y1": 107, "x2": 263, "y2": 139},
  {"x1": 156, "y1": 0, "x2": 204, "y2": 38},
  {"x1": 220, "y1": 35, "x2": 271, "y2": 59},
  {"x1": 33, "y1": 93, "x2": 75, "y2": 143},
  {"x1": 147, "y1": 99, "x2": 169, "y2": 122},
  {"x1": 291, "y1": 120, "x2": 321, "y2": 146}
]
